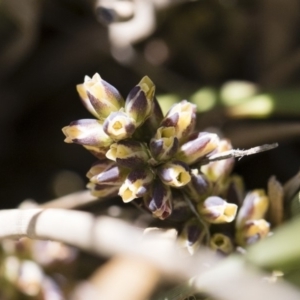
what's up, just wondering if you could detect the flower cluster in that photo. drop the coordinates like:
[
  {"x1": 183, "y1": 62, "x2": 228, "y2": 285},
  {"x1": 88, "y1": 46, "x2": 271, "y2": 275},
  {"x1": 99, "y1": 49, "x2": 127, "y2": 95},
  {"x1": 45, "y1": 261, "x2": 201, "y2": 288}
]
[
  {"x1": 63, "y1": 74, "x2": 271, "y2": 254},
  {"x1": 0, "y1": 238, "x2": 77, "y2": 298}
]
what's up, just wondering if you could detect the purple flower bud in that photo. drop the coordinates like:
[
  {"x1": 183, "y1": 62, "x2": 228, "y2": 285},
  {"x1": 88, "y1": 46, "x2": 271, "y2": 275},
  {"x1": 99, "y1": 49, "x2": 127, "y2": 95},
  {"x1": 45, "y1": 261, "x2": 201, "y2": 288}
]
[
  {"x1": 125, "y1": 76, "x2": 155, "y2": 127},
  {"x1": 76, "y1": 73, "x2": 124, "y2": 121},
  {"x1": 184, "y1": 170, "x2": 212, "y2": 202},
  {"x1": 140, "y1": 96, "x2": 164, "y2": 135},
  {"x1": 236, "y1": 189, "x2": 269, "y2": 230},
  {"x1": 119, "y1": 168, "x2": 154, "y2": 202},
  {"x1": 86, "y1": 160, "x2": 115, "y2": 179},
  {"x1": 106, "y1": 140, "x2": 150, "y2": 168},
  {"x1": 62, "y1": 119, "x2": 112, "y2": 147},
  {"x1": 161, "y1": 100, "x2": 196, "y2": 142},
  {"x1": 144, "y1": 180, "x2": 172, "y2": 220},
  {"x1": 83, "y1": 145, "x2": 109, "y2": 160},
  {"x1": 178, "y1": 218, "x2": 205, "y2": 255},
  {"x1": 221, "y1": 175, "x2": 245, "y2": 207},
  {"x1": 89, "y1": 163, "x2": 128, "y2": 186},
  {"x1": 103, "y1": 110, "x2": 136, "y2": 140},
  {"x1": 198, "y1": 196, "x2": 238, "y2": 224},
  {"x1": 87, "y1": 182, "x2": 119, "y2": 198},
  {"x1": 150, "y1": 126, "x2": 179, "y2": 161},
  {"x1": 157, "y1": 161, "x2": 191, "y2": 187},
  {"x1": 168, "y1": 190, "x2": 192, "y2": 222},
  {"x1": 176, "y1": 132, "x2": 220, "y2": 165}
]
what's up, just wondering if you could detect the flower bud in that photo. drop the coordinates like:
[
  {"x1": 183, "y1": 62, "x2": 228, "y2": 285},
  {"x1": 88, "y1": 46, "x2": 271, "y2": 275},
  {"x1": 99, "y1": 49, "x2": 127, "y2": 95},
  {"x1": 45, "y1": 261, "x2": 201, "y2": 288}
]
[
  {"x1": 161, "y1": 100, "x2": 196, "y2": 142},
  {"x1": 140, "y1": 96, "x2": 164, "y2": 136},
  {"x1": 176, "y1": 132, "x2": 220, "y2": 165},
  {"x1": 178, "y1": 218, "x2": 205, "y2": 255},
  {"x1": 86, "y1": 160, "x2": 115, "y2": 179},
  {"x1": 157, "y1": 161, "x2": 191, "y2": 187},
  {"x1": 236, "y1": 219, "x2": 270, "y2": 246},
  {"x1": 87, "y1": 182, "x2": 119, "y2": 198},
  {"x1": 144, "y1": 180, "x2": 172, "y2": 220},
  {"x1": 76, "y1": 73, "x2": 124, "y2": 121},
  {"x1": 201, "y1": 139, "x2": 234, "y2": 182},
  {"x1": 198, "y1": 196, "x2": 238, "y2": 224},
  {"x1": 62, "y1": 119, "x2": 112, "y2": 147},
  {"x1": 103, "y1": 110, "x2": 136, "y2": 140},
  {"x1": 150, "y1": 126, "x2": 179, "y2": 161},
  {"x1": 220, "y1": 175, "x2": 245, "y2": 207},
  {"x1": 118, "y1": 168, "x2": 154, "y2": 202},
  {"x1": 236, "y1": 189, "x2": 269, "y2": 230},
  {"x1": 106, "y1": 140, "x2": 150, "y2": 168},
  {"x1": 83, "y1": 145, "x2": 109, "y2": 160},
  {"x1": 125, "y1": 76, "x2": 155, "y2": 127},
  {"x1": 89, "y1": 163, "x2": 127, "y2": 186},
  {"x1": 184, "y1": 169, "x2": 212, "y2": 202},
  {"x1": 209, "y1": 233, "x2": 234, "y2": 255},
  {"x1": 168, "y1": 190, "x2": 192, "y2": 222}
]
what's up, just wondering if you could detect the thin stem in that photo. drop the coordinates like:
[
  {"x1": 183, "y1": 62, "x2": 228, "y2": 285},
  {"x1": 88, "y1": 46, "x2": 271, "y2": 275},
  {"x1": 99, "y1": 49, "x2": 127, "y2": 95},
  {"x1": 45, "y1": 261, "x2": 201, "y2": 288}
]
[
  {"x1": 131, "y1": 200, "x2": 152, "y2": 216},
  {"x1": 183, "y1": 193, "x2": 210, "y2": 245}
]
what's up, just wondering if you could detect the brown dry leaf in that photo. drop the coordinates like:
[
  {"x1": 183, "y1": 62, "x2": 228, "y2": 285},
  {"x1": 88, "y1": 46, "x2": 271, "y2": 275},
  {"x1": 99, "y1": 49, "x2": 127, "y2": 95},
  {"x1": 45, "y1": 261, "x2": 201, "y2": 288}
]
[{"x1": 267, "y1": 175, "x2": 284, "y2": 226}]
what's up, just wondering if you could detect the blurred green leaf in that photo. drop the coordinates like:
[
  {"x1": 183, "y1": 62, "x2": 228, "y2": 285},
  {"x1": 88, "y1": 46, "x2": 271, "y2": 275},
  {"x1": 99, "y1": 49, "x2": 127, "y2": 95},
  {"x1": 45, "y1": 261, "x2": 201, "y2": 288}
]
[{"x1": 246, "y1": 215, "x2": 300, "y2": 272}]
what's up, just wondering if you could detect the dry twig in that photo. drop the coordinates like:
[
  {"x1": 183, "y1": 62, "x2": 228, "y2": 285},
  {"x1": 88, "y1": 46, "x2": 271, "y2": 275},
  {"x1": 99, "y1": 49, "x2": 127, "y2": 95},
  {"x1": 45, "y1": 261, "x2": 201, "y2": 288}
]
[{"x1": 201, "y1": 143, "x2": 278, "y2": 164}]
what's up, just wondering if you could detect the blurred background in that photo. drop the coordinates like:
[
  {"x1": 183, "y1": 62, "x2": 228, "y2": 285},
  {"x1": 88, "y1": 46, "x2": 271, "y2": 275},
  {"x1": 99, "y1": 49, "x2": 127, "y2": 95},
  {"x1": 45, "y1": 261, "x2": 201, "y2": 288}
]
[{"x1": 1, "y1": 0, "x2": 300, "y2": 207}]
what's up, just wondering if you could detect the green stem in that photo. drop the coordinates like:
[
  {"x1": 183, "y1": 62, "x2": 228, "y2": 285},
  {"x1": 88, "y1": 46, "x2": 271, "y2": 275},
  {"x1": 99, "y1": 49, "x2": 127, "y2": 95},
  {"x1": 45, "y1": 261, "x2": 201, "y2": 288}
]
[{"x1": 183, "y1": 193, "x2": 210, "y2": 245}]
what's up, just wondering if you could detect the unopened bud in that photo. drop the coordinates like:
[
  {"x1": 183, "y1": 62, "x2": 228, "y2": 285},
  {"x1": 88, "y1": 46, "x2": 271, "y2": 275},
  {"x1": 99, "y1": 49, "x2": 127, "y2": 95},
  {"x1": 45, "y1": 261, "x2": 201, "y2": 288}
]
[
  {"x1": 89, "y1": 163, "x2": 127, "y2": 186},
  {"x1": 140, "y1": 96, "x2": 164, "y2": 136},
  {"x1": 209, "y1": 233, "x2": 234, "y2": 255},
  {"x1": 169, "y1": 191, "x2": 192, "y2": 222},
  {"x1": 201, "y1": 139, "x2": 234, "y2": 182},
  {"x1": 119, "y1": 168, "x2": 154, "y2": 202},
  {"x1": 103, "y1": 110, "x2": 136, "y2": 140},
  {"x1": 86, "y1": 160, "x2": 115, "y2": 179},
  {"x1": 83, "y1": 145, "x2": 109, "y2": 160},
  {"x1": 150, "y1": 126, "x2": 179, "y2": 161},
  {"x1": 62, "y1": 119, "x2": 112, "y2": 148},
  {"x1": 144, "y1": 180, "x2": 172, "y2": 220},
  {"x1": 236, "y1": 219, "x2": 270, "y2": 246},
  {"x1": 184, "y1": 169, "x2": 212, "y2": 202},
  {"x1": 221, "y1": 175, "x2": 245, "y2": 207},
  {"x1": 157, "y1": 161, "x2": 191, "y2": 187},
  {"x1": 125, "y1": 76, "x2": 155, "y2": 127},
  {"x1": 178, "y1": 218, "x2": 205, "y2": 255},
  {"x1": 161, "y1": 100, "x2": 196, "y2": 142},
  {"x1": 76, "y1": 73, "x2": 124, "y2": 121},
  {"x1": 87, "y1": 182, "x2": 119, "y2": 198},
  {"x1": 176, "y1": 132, "x2": 220, "y2": 165},
  {"x1": 106, "y1": 140, "x2": 149, "y2": 168},
  {"x1": 236, "y1": 189, "x2": 269, "y2": 230},
  {"x1": 198, "y1": 196, "x2": 238, "y2": 224}
]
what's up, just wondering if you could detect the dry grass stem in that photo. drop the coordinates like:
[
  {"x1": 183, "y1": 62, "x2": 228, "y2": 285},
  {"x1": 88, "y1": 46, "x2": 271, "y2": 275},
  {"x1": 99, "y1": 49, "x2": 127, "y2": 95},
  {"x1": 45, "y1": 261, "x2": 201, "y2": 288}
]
[
  {"x1": 0, "y1": 208, "x2": 299, "y2": 300},
  {"x1": 202, "y1": 143, "x2": 278, "y2": 164},
  {"x1": 83, "y1": 256, "x2": 160, "y2": 300},
  {"x1": 40, "y1": 190, "x2": 98, "y2": 209}
]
